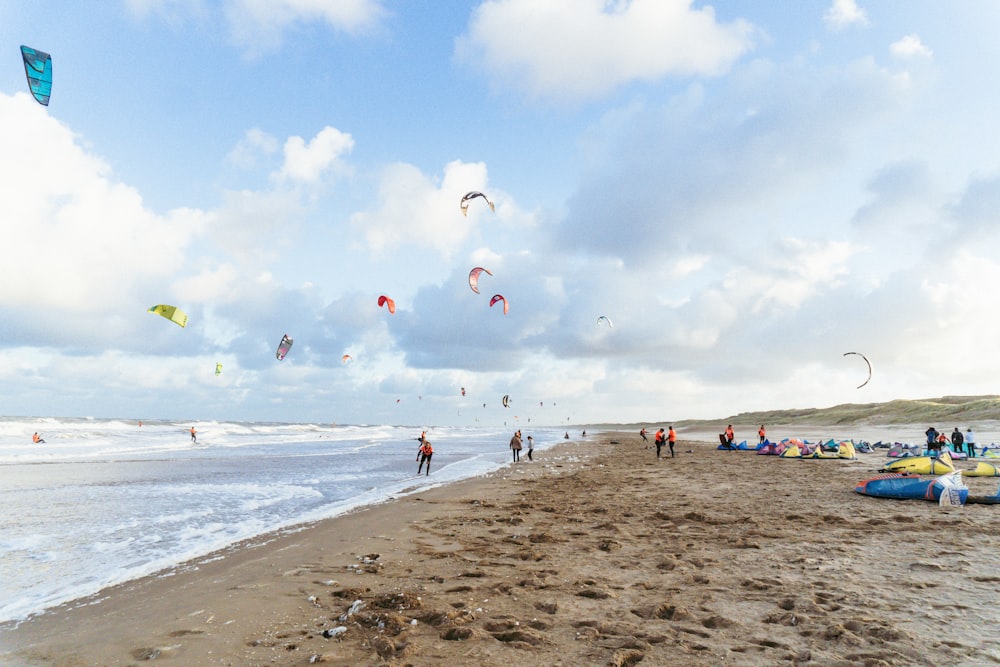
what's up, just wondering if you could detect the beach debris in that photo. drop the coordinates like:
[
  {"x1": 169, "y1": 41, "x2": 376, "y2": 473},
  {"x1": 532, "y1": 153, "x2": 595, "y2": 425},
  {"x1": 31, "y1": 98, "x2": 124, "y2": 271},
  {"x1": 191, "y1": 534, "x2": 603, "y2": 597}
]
[
  {"x1": 348, "y1": 599, "x2": 365, "y2": 615},
  {"x1": 460, "y1": 191, "x2": 495, "y2": 216},
  {"x1": 843, "y1": 351, "x2": 872, "y2": 389},
  {"x1": 468, "y1": 266, "x2": 493, "y2": 293},
  {"x1": 321, "y1": 626, "x2": 347, "y2": 639},
  {"x1": 20, "y1": 45, "x2": 52, "y2": 106},
  {"x1": 359, "y1": 553, "x2": 380, "y2": 564}
]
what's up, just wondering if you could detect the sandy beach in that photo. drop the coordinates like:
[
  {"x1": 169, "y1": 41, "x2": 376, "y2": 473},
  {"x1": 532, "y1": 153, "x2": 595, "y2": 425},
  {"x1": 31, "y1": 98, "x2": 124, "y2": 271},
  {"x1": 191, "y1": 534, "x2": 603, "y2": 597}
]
[{"x1": 3, "y1": 433, "x2": 1000, "y2": 666}]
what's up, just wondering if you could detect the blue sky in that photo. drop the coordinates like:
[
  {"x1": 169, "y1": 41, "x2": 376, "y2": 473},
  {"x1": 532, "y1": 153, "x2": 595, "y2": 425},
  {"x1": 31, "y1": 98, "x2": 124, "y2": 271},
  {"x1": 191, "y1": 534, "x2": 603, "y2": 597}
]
[{"x1": 2, "y1": 0, "x2": 1000, "y2": 426}]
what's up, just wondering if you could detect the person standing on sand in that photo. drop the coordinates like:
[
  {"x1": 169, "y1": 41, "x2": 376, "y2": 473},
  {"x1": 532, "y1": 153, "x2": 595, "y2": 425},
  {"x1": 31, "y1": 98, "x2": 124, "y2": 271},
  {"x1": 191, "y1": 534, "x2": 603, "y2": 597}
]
[
  {"x1": 667, "y1": 426, "x2": 676, "y2": 458},
  {"x1": 725, "y1": 425, "x2": 735, "y2": 447},
  {"x1": 758, "y1": 425, "x2": 766, "y2": 445},
  {"x1": 417, "y1": 439, "x2": 433, "y2": 475},
  {"x1": 640, "y1": 428, "x2": 648, "y2": 447},
  {"x1": 526, "y1": 435, "x2": 534, "y2": 461},
  {"x1": 654, "y1": 428, "x2": 665, "y2": 459},
  {"x1": 510, "y1": 431, "x2": 522, "y2": 462},
  {"x1": 951, "y1": 427, "x2": 964, "y2": 455},
  {"x1": 967, "y1": 428, "x2": 977, "y2": 458},
  {"x1": 925, "y1": 426, "x2": 938, "y2": 451}
]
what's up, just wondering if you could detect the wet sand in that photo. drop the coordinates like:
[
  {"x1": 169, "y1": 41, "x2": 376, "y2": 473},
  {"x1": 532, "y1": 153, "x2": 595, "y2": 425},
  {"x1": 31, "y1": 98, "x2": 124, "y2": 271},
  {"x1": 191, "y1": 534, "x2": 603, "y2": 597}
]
[{"x1": 3, "y1": 434, "x2": 1000, "y2": 666}]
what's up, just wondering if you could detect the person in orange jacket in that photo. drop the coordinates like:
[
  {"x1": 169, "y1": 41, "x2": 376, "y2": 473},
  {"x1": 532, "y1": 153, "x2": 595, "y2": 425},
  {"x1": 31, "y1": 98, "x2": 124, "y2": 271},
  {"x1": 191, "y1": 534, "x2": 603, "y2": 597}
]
[
  {"x1": 758, "y1": 425, "x2": 766, "y2": 445},
  {"x1": 417, "y1": 440, "x2": 433, "y2": 475},
  {"x1": 725, "y1": 425, "x2": 735, "y2": 448},
  {"x1": 667, "y1": 426, "x2": 676, "y2": 458},
  {"x1": 654, "y1": 428, "x2": 665, "y2": 459}
]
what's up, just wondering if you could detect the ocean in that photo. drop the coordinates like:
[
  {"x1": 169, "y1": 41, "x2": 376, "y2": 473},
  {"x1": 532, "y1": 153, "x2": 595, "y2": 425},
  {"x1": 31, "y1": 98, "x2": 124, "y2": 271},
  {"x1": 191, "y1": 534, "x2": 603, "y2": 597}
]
[{"x1": 0, "y1": 417, "x2": 568, "y2": 625}]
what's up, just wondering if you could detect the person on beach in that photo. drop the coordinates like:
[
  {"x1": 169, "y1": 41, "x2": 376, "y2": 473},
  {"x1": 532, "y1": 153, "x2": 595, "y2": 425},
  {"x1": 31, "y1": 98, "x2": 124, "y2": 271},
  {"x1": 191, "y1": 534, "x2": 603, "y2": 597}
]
[
  {"x1": 667, "y1": 426, "x2": 676, "y2": 458},
  {"x1": 510, "y1": 431, "x2": 522, "y2": 462},
  {"x1": 417, "y1": 439, "x2": 433, "y2": 475},
  {"x1": 32, "y1": 432, "x2": 45, "y2": 444},
  {"x1": 526, "y1": 435, "x2": 534, "y2": 461},
  {"x1": 190, "y1": 426, "x2": 197, "y2": 443},
  {"x1": 725, "y1": 425, "x2": 735, "y2": 447},
  {"x1": 925, "y1": 426, "x2": 938, "y2": 451},
  {"x1": 951, "y1": 427, "x2": 964, "y2": 454},
  {"x1": 758, "y1": 425, "x2": 766, "y2": 445},
  {"x1": 640, "y1": 428, "x2": 648, "y2": 447},
  {"x1": 564, "y1": 431, "x2": 569, "y2": 439},
  {"x1": 654, "y1": 428, "x2": 665, "y2": 459},
  {"x1": 966, "y1": 428, "x2": 977, "y2": 457}
]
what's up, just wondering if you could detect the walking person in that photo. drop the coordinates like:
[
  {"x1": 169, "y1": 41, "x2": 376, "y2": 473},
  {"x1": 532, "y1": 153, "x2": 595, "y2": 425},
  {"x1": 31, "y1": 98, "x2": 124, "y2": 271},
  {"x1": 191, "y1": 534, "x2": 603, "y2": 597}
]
[
  {"x1": 526, "y1": 435, "x2": 534, "y2": 461},
  {"x1": 667, "y1": 426, "x2": 676, "y2": 458},
  {"x1": 190, "y1": 426, "x2": 197, "y2": 444},
  {"x1": 510, "y1": 431, "x2": 522, "y2": 462},
  {"x1": 417, "y1": 439, "x2": 433, "y2": 475},
  {"x1": 654, "y1": 428, "x2": 665, "y2": 459},
  {"x1": 639, "y1": 428, "x2": 648, "y2": 448},
  {"x1": 725, "y1": 424, "x2": 735, "y2": 449}
]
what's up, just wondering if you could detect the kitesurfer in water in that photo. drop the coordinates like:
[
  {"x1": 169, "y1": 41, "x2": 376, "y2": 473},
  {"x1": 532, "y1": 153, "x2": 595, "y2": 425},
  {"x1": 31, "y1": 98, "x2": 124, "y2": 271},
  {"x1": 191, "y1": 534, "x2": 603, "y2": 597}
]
[
  {"x1": 966, "y1": 428, "x2": 977, "y2": 458},
  {"x1": 667, "y1": 426, "x2": 676, "y2": 458},
  {"x1": 417, "y1": 440, "x2": 433, "y2": 475},
  {"x1": 190, "y1": 426, "x2": 197, "y2": 443},
  {"x1": 510, "y1": 431, "x2": 522, "y2": 462},
  {"x1": 32, "y1": 432, "x2": 44, "y2": 444}
]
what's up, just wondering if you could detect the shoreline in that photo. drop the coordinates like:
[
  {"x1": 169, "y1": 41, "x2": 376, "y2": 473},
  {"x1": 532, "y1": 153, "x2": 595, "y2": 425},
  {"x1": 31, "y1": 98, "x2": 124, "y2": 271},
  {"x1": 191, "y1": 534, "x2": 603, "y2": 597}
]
[{"x1": 4, "y1": 433, "x2": 1000, "y2": 666}]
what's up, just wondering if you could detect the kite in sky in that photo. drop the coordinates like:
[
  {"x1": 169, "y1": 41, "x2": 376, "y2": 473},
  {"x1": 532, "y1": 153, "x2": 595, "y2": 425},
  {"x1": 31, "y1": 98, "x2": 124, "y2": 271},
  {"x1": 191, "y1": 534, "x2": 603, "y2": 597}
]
[
  {"x1": 502, "y1": 394, "x2": 511, "y2": 408},
  {"x1": 468, "y1": 267, "x2": 493, "y2": 294},
  {"x1": 843, "y1": 352, "x2": 872, "y2": 389},
  {"x1": 342, "y1": 354, "x2": 352, "y2": 364},
  {"x1": 215, "y1": 362, "x2": 222, "y2": 376},
  {"x1": 490, "y1": 294, "x2": 508, "y2": 315},
  {"x1": 597, "y1": 315, "x2": 613, "y2": 327},
  {"x1": 378, "y1": 295, "x2": 396, "y2": 314},
  {"x1": 460, "y1": 191, "x2": 495, "y2": 216},
  {"x1": 148, "y1": 304, "x2": 188, "y2": 328},
  {"x1": 20, "y1": 45, "x2": 52, "y2": 106},
  {"x1": 276, "y1": 334, "x2": 293, "y2": 361}
]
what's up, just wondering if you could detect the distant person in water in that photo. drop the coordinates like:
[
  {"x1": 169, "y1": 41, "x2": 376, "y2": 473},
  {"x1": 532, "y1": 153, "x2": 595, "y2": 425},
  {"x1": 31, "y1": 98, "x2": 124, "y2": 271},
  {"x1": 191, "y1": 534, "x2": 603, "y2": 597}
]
[
  {"x1": 32, "y1": 432, "x2": 44, "y2": 444},
  {"x1": 564, "y1": 431, "x2": 569, "y2": 439},
  {"x1": 190, "y1": 426, "x2": 197, "y2": 443},
  {"x1": 417, "y1": 439, "x2": 433, "y2": 475}
]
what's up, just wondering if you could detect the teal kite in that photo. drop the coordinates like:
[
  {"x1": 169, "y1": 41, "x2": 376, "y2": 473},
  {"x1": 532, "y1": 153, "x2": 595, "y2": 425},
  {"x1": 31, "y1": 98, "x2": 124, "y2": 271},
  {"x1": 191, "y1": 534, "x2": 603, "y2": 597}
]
[{"x1": 20, "y1": 45, "x2": 52, "y2": 106}]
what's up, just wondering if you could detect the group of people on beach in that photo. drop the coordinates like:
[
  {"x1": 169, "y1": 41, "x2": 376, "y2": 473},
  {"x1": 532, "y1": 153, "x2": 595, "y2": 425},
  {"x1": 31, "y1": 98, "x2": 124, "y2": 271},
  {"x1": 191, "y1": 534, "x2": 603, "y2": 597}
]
[
  {"x1": 925, "y1": 426, "x2": 977, "y2": 456},
  {"x1": 415, "y1": 429, "x2": 536, "y2": 475},
  {"x1": 640, "y1": 426, "x2": 676, "y2": 458}
]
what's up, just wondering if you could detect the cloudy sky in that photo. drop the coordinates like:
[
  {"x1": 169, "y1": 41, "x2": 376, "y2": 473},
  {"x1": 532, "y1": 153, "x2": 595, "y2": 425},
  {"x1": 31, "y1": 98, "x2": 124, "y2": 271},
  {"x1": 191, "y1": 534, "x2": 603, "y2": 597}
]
[{"x1": 2, "y1": 0, "x2": 999, "y2": 426}]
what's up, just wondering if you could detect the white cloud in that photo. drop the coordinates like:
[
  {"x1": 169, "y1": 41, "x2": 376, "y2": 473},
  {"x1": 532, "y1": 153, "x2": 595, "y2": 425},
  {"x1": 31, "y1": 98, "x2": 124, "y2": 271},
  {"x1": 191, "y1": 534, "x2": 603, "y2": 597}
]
[
  {"x1": 225, "y1": 0, "x2": 386, "y2": 53},
  {"x1": 351, "y1": 160, "x2": 492, "y2": 257},
  {"x1": 456, "y1": 0, "x2": 754, "y2": 103},
  {"x1": 227, "y1": 128, "x2": 280, "y2": 170},
  {"x1": 824, "y1": 0, "x2": 869, "y2": 31},
  {"x1": 890, "y1": 34, "x2": 933, "y2": 59},
  {"x1": 275, "y1": 126, "x2": 354, "y2": 184}
]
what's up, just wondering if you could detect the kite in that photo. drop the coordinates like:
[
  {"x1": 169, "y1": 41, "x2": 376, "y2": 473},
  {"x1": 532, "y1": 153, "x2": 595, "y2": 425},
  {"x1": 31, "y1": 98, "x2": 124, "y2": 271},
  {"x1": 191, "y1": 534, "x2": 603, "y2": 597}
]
[
  {"x1": 490, "y1": 294, "x2": 509, "y2": 315},
  {"x1": 378, "y1": 295, "x2": 396, "y2": 314},
  {"x1": 502, "y1": 394, "x2": 511, "y2": 408},
  {"x1": 597, "y1": 315, "x2": 613, "y2": 328},
  {"x1": 460, "y1": 191, "x2": 495, "y2": 216},
  {"x1": 20, "y1": 45, "x2": 52, "y2": 106},
  {"x1": 148, "y1": 304, "x2": 188, "y2": 328},
  {"x1": 276, "y1": 334, "x2": 293, "y2": 360},
  {"x1": 843, "y1": 352, "x2": 872, "y2": 389},
  {"x1": 342, "y1": 354, "x2": 352, "y2": 364},
  {"x1": 215, "y1": 362, "x2": 222, "y2": 376},
  {"x1": 468, "y1": 267, "x2": 493, "y2": 294}
]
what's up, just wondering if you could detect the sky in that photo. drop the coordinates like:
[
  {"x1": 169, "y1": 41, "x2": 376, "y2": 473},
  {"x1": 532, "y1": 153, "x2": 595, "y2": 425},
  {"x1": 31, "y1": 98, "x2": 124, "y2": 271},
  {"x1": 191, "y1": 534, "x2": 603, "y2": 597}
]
[{"x1": 3, "y1": 0, "x2": 1000, "y2": 427}]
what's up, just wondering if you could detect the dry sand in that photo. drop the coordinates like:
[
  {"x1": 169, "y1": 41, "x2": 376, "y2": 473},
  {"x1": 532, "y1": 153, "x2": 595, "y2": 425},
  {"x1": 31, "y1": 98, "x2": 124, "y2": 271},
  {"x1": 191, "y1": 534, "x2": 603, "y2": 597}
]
[{"x1": 3, "y1": 434, "x2": 1000, "y2": 667}]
